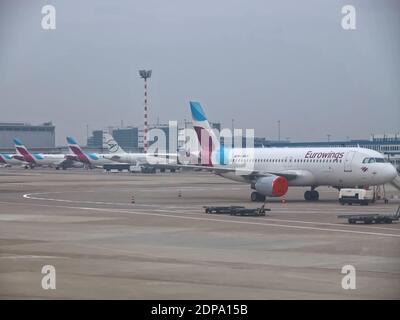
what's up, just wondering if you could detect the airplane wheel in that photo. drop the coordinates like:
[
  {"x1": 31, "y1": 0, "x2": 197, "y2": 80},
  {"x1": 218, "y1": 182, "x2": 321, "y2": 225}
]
[
  {"x1": 305, "y1": 190, "x2": 319, "y2": 201},
  {"x1": 251, "y1": 192, "x2": 265, "y2": 202}
]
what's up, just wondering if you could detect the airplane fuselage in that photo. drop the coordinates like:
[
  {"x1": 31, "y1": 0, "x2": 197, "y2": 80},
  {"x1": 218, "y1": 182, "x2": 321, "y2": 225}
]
[{"x1": 211, "y1": 147, "x2": 397, "y2": 188}]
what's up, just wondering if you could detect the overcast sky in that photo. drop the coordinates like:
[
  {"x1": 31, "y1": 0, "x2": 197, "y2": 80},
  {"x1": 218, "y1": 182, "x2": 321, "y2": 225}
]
[{"x1": 1, "y1": 0, "x2": 399, "y2": 145}]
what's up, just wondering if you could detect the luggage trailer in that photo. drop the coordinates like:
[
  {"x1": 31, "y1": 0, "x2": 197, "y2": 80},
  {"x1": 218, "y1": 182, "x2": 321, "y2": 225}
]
[
  {"x1": 203, "y1": 204, "x2": 270, "y2": 216},
  {"x1": 338, "y1": 205, "x2": 400, "y2": 224}
]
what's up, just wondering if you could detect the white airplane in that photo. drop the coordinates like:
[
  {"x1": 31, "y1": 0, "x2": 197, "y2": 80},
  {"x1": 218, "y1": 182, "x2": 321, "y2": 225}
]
[
  {"x1": 184, "y1": 101, "x2": 398, "y2": 201},
  {"x1": 0, "y1": 153, "x2": 28, "y2": 167},
  {"x1": 13, "y1": 138, "x2": 81, "y2": 169},
  {"x1": 66, "y1": 136, "x2": 126, "y2": 168},
  {"x1": 102, "y1": 133, "x2": 179, "y2": 169}
]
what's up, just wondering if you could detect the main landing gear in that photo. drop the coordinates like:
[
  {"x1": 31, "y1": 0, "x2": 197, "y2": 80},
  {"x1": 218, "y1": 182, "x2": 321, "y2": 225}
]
[
  {"x1": 251, "y1": 191, "x2": 266, "y2": 202},
  {"x1": 304, "y1": 188, "x2": 319, "y2": 201}
]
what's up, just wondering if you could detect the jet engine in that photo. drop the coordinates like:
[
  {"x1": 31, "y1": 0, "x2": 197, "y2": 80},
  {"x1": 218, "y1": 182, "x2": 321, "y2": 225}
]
[{"x1": 254, "y1": 176, "x2": 288, "y2": 197}]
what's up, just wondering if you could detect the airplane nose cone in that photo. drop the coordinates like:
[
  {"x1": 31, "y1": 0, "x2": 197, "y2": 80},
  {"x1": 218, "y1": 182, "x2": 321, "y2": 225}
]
[{"x1": 385, "y1": 164, "x2": 398, "y2": 181}]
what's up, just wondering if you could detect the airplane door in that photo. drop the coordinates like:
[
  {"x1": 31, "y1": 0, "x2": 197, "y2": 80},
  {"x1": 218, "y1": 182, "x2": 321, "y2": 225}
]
[{"x1": 344, "y1": 151, "x2": 356, "y2": 172}]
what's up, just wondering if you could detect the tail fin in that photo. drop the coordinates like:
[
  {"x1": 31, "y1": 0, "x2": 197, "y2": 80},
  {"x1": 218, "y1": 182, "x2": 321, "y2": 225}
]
[
  {"x1": 13, "y1": 138, "x2": 35, "y2": 163},
  {"x1": 103, "y1": 133, "x2": 125, "y2": 154},
  {"x1": 66, "y1": 136, "x2": 86, "y2": 158},
  {"x1": 189, "y1": 101, "x2": 220, "y2": 166},
  {"x1": 14, "y1": 138, "x2": 29, "y2": 156}
]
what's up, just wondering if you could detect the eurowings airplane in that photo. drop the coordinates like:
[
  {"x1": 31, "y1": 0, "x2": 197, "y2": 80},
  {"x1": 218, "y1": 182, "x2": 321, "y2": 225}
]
[
  {"x1": 66, "y1": 136, "x2": 125, "y2": 168},
  {"x1": 102, "y1": 133, "x2": 178, "y2": 168},
  {"x1": 13, "y1": 138, "x2": 80, "y2": 169},
  {"x1": 186, "y1": 101, "x2": 398, "y2": 201},
  {"x1": 0, "y1": 153, "x2": 28, "y2": 167}
]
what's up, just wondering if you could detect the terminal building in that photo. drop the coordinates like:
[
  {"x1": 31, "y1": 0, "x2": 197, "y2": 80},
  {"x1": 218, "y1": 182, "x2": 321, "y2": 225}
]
[
  {"x1": 112, "y1": 127, "x2": 139, "y2": 152},
  {"x1": 0, "y1": 122, "x2": 55, "y2": 149},
  {"x1": 87, "y1": 127, "x2": 139, "y2": 152},
  {"x1": 87, "y1": 130, "x2": 103, "y2": 149}
]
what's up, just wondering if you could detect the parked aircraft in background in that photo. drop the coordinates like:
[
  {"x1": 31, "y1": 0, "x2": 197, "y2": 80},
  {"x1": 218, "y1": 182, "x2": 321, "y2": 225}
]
[
  {"x1": 13, "y1": 138, "x2": 81, "y2": 169},
  {"x1": 102, "y1": 133, "x2": 178, "y2": 170},
  {"x1": 0, "y1": 153, "x2": 28, "y2": 167},
  {"x1": 66, "y1": 136, "x2": 124, "y2": 168}
]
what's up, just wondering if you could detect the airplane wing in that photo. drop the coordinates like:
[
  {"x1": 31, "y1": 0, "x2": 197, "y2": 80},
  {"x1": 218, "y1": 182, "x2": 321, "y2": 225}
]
[
  {"x1": 105, "y1": 155, "x2": 122, "y2": 161},
  {"x1": 53, "y1": 159, "x2": 70, "y2": 167},
  {"x1": 65, "y1": 154, "x2": 79, "y2": 161},
  {"x1": 172, "y1": 164, "x2": 301, "y2": 181}
]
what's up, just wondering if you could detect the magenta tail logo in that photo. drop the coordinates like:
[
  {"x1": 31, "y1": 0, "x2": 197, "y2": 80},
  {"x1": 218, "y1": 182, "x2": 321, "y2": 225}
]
[
  {"x1": 69, "y1": 146, "x2": 90, "y2": 164},
  {"x1": 15, "y1": 146, "x2": 36, "y2": 163}
]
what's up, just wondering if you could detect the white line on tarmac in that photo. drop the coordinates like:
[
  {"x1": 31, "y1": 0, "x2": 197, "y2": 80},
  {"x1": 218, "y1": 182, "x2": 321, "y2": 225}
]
[
  {"x1": 9, "y1": 197, "x2": 400, "y2": 238},
  {"x1": 21, "y1": 192, "x2": 400, "y2": 232},
  {"x1": 0, "y1": 255, "x2": 66, "y2": 260}
]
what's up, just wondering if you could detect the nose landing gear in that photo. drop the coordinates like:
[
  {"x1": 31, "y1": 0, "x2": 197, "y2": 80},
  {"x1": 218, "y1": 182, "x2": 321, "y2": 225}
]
[{"x1": 304, "y1": 189, "x2": 319, "y2": 201}]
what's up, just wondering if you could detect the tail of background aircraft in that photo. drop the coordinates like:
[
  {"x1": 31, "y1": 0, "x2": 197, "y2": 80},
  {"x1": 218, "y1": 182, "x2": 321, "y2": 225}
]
[
  {"x1": 13, "y1": 138, "x2": 36, "y2": 165},
  {"x1": 66, "y1": 136, "x2": 90, "y2": 163},
  {"x1": 14, "y1": 138, "x2": 29, "y2": 156},
  {"x1": 189, "y1": 101, "x2": 220, "y2": 166},
  {"x1": 103, "y1": 133, "x2": 125, "y2": 154}
]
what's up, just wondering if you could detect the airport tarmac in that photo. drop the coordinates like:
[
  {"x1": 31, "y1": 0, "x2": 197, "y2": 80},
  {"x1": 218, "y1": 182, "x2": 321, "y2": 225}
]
[{"x1": 0, "y1": 168, "x2": 399, "y2": 299}]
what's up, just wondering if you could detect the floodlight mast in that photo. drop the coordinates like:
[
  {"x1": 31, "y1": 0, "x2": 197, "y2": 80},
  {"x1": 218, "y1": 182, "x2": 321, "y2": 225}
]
[{"x1": 139, "y1": 70, "x2": 152, "y2": 153}]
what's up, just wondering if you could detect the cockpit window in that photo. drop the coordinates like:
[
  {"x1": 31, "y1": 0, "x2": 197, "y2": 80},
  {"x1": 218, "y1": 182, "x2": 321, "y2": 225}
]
[{"x1": 362, "y1": 157, "x2": 386, "y2": 163}]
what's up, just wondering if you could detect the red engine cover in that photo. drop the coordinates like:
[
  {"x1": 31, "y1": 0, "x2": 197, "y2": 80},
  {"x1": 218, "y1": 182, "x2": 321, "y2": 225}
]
[{"x1": 272, "y1": 176, "x2": 288, "y2": 197}]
